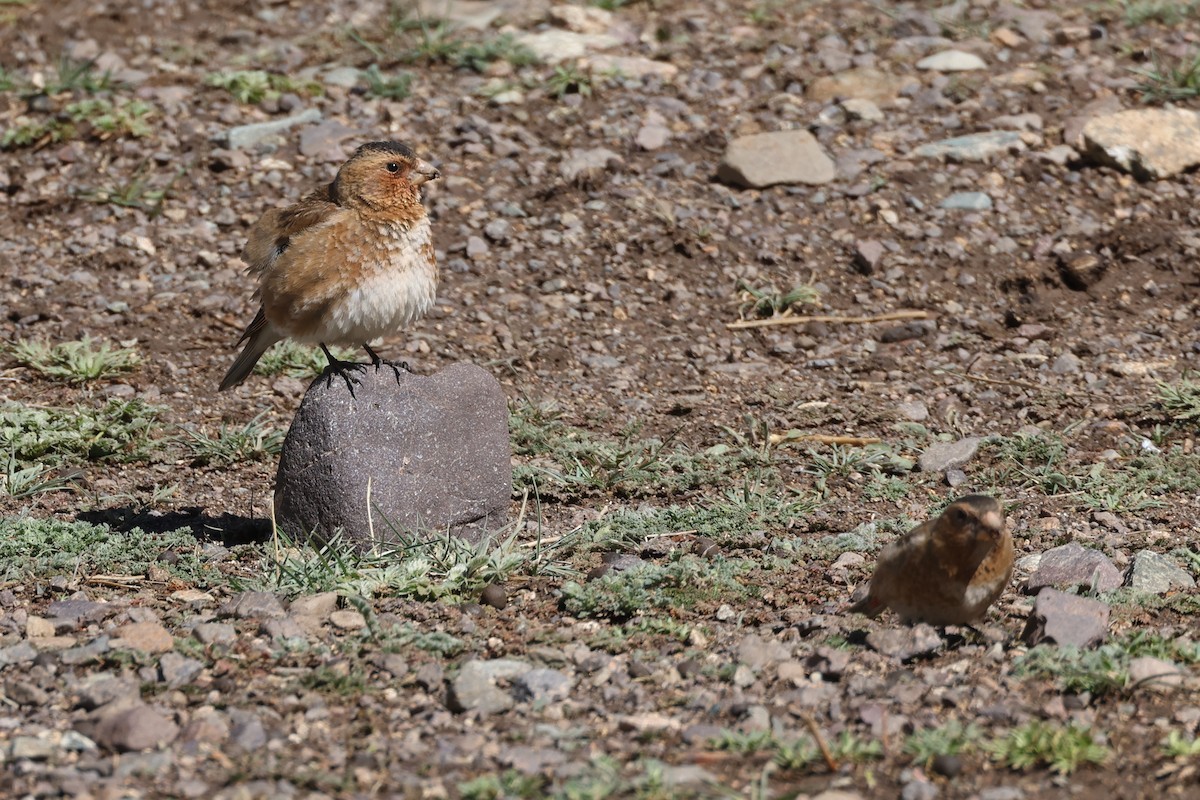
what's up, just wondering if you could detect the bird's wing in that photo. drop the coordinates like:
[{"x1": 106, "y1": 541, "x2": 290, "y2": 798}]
[{"x1": 242, "y1": 189, "x2": 339, "y2": 276}]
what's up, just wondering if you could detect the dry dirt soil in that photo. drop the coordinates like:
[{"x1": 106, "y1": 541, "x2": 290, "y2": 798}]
[{"x1": 1, "y1": 0, "x2": 1200, "y2": 798}]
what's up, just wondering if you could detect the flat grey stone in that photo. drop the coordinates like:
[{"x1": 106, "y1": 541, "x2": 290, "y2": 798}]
[
  {"x1": 913, "y1": 131, "x2": 1026, "y2": 162},
  {"x1": 1128, "y1": 656, "x2": 1184, "y2": 691},
  {"x1": 1026, "y1": 542, "x2": 1123, "y2": 594},
  {"x1": 512, "y1": 668, "x2": 572, "y2": 703},
  {"x1": 274, "y1": 364, "x2": 512, "y2": 548},
  {"x1": 865, "y1": 623, "x2": 943, "y2": 661},
  {"x1": 737, "y1": 633, "x2": 791, "y2": 669},
  {"x1": 806, "y1": 67, "x2": 917, "y2": 105},
  {"x1": 216, "y1": 108, "x2": 321, "y2": 150},
  {"x1": 192, "y1": 622, "x2": 237, "y2": 645},
  {"x1": 717, "y1": 130, "x2": 836, "y2": 189},
  {"x1": 1082, "y1": 108, "x2": 1200, "y2": 179},
  {"x1": 940, "y1": 191, "x2": 992, "y2": 210},
  {"x1": 0, "y1": 640, "x2": 37, "y2": 666},
  {"x1": 916, "y1": 49, "x2": 986, "y2": 71},
  {"x1": 560, "y1": 147, "x2": 623, "y2": 184},
  {"x1": 918, "y1": 437, "x2": 982, "y2": 472},
  {"x1": 84, "y1": 703, "x2": 179, "y2": 753},
  {"x1": 76, "y1": 674, "x2": 141, "y2": 711},
  {"x1": 60, "y1": 636, "x2": 111, "y2": 665},
  {"x1": 10, "y1": 736, "x2": 56, "y2": 760},
  {"x1": 447, "y1": 658, "x2": 529, "y2": 714},
  {"x1": 227, "y1": 709, "x2": 268, "y2": 752},
  {"x1": 1022, "y1": 588, "x2": 1109, "y2": 647},
  {"x1": 159, "y1": 652, "x2": 204, "y2": 687},
  {"x1": 220, "y1": 591, "x2": 287, "y2": 620},
  {"x1": 1126, "y1": 550, "x2": 1196, "y2": 594}
]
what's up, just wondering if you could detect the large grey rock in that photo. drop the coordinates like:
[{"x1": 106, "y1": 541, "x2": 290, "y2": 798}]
[
  {"x1": 215, "y1": 108, "x2": 321, "y2": 150},
  {"x1": 1082, "y1": 108, "x2": 1200, "y2": 180},
  {"x1": 275, "y1": 363, "x2": 511, "y2": 548},
  {"x1": 447, "y1": 658, "x2": 529, "y2": 714},
  {"x1": 913, "y1": 131, "x2": 1027, "y2": 162},
  {"x1": 1126, "y1": 550, "x2": 1196, "y2": 594},
  {"x1": 918, "y1": 437, "x2": 981, "y2": 472},
  {"x1": 1022, "y1": 588, "x2": 1109, "y2": 648},
  {"x1": 81, "y1": 702, "x2": 179, "y2": 753},
  {"x1": 717, "y1": 130, "x2": 836, "y2": 189},
  {"x1": 1026, "y1": 542, "x2": 1123, "y2": 594}
]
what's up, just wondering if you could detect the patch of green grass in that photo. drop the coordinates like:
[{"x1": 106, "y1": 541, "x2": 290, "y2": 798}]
[
  {"x1": 990, "y1": 721, "x2": 1108, "y2": 775},
  {"x1": 205, "y1": 70, "x2": 319, "y2": 104},
  {"x1": 253, "y1": 341, "x2": 355, "y2": 380},
  {"x1": 1122, "y1": 0, "x2": 1200, "y2": 26},
  {"x1": 460, "y1": 771, "x2": 546, "y2": 800},
  {"x1": 1159, "y1": 374, "x2": 1200, "y2": 420},
  {"x1": 1162, "y1": 730, "x2": 1200, "y2": 758},
  {"x1": 560, "y1": 553, "x2": 751, "y2": 621},
  {"x1": 453, "y1": 34, "x2": 537, "y2": 72},
  {"x1": 711, "y1": 729, "x2": 776, "y2": 754},
  {"x1": 0, "y1": 452, "x2": 75, "y2": 498},
  {"x1": 905, "y1": 720, "x2": 983, "y2": 768},
  {"x1": 298, "y1": 663, "x2": 369, "y2": 696},
  {"x1": 360, "y1": 64, "x2": 413, "y2": 99},
  {"x1": 67, "y1": 98, "x2": 153, "y2": 138},
  {"x1": 589, "y1": 615, "x2": 700, "y2": 652},
  {"x1": 378, "y1": 623, "x2": 465, "y2": 657},
  {"x1": 0, "y1": 517, "x2": 214, "y2": 583},
  {"x1": 804, "y1": 444, "x2": 910, "y2": 498},
  {"x1": 511, "y1": 400, "x2": 775, "y2": 501},
  {"x1": 9, "y1": 336, "x2": 140, "y2": 384},
  {"x1": 1012, "y1": 634, "x2": 1199, "y2": 696},
  {"x1": 263, "y1": 525, "x2": 571, "y2": 602},
  {"x1": 0, "y1": 398, "x2": 162, "y2": 465},
  {"x1": 45, "y1": 55, "x2": 114, "y2": 95},
  {"x1": 1133, "y1": 50, "x2": 1200, "y2": 102},
  {"x1": 546, "y1": 64, "x2": 593, "y2": 98},
  {"x1": 735, "y1": 279, "x2": 820, "y2": 319},
  {"x1": 0, "y1": 66, "x2": 18, "y2": 92},
  {"x1": 78, "y1": 163, "x2": 182, "y2": 215},
  {"x1": 1, "y1": 115, "x2": 73, "y2": 148},
  {"x1": 180, "y1": 414, "x2": 285, "y2": 466}
]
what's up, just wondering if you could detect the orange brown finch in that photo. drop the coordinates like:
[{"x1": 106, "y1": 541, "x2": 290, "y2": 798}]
[
  {"x1": 847, "y1": 494, "x2": 1014, "y2": 625},
  {"x1": 219, "y1": 141, "x2": 440, "y2": 391}
]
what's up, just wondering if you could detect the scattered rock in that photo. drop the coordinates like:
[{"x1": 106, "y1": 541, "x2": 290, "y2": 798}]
[
  {"x1": 447, "y1": 659, "x2": 529, "y2": 714},
  {"x1": 940, "y1": 192, "x2": 992, "y2": 210},
  {"x1": 288, "y1": 592, "x2": 339, "y2": 619},
  {"x1": 515, "y1": 30, "x2": 619, "y2": 63},
  {"x1": 215, "y1": 108, "x2": 322, "y2": 150},
  {"x1": 865, "y1": 624, "x2": 943, "y2": 661},
  {"x1": 480, "y1": 584, "x2": 508, "y2": 610},
  {"x1": 220, "y1": 591, "x2": 287, "y2": 620},
  {"x1": 1081, "y1": 108, "x2": 1200, "y2": 180},
  {"x1": 83, "y1": 703, "x2": 179, "y2": 753},
  {"x1": 1126, "y1": 550, "x2": 1196, "y2": 594},
  {"x1": 916, "y1": 49, "x2": 986, "y2": 71},
  {"x1": 560, "y1": 147, "x2": 623, "y2": 185},
  {"x1": 913, "y1": 131, "x2": 1027, "y2": 162},
  {"x1": 852, "y1": 240, "x2": 885, "y2": 274},
  {"x1": 274, "y1": 364, "x2": 512, "y2": 548},
  {"x1": 1022, "y1": 588, "x2": 1109, "y2": 647},
  {"x1": 841, "y1": 98, "x2": 884, "y2": 122},
  {"x1": 918, "y1": 437, "x2": 982, "y2": 473},
  {"x1": 192, "y1": 622, "x2": 237, "y2": 645},
  {"x1": 806, "y1": 67, "x2": 916, "y2": 105},
  {"x1": 111, "y1": 621, "x2": 174, "y2": 654},
  {"x1": 512, "y1": 668, "x2": 572, "y2": 703},
  {"x1": 717, "y1": 130, "x2": 836, "y2": 189},
  {"x1": 329, "y1": 609, "x2": 367, "y2": 630},
  {"x1": 1128, "y1": 656, "x2": 1184, "y2": 692},
  {"x1": 580, "y1": 54, "x2": 678, "y2": 82},
  {"x1": 1026, "y1": 542, "x2": 1123, "y2": 594}
]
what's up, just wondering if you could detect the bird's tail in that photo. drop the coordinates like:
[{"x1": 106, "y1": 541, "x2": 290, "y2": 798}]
[
  {"x1": 219, "y1": 314, "x2": 281, "y2": 391},
  {"x1": 846, "y1": 587, "x2": 884, "y2": 617}
]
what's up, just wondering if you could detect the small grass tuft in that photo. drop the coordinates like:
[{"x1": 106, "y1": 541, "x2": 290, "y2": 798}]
[
  {"x1": 180, "y1": 414, "x2": 285, "y2": 466},
  {"x1": 0, "y1": 517, "x2": 214, "y2": 584},
  {"x1": 1133, "y1": 50, "x2": 1200, "y2": 103},
  {"x1": 560, "y1": 553, "x2": 751, "y2": 621},
  {"x1": 735, "y1": 279, "x2": 821, "y2": 319},
  {"x1": 205, "y1": 70, "x2": 319, "y2": 104},
  {"x1": 1123, "y1": 0, "x2": 1200, "y2": 27},
  {"x1": 1158, "y1": 374, "x2": 1200, "y2": 420},
  {"x1": 546, "y1": 64, "x2": 593, "y2": 98},
  {"x1": 990, "y1": 721, "x2": 1108, "y2": 775},
  {"x1": 10, "y1": 336, "x2": 140, "y2": 384},
  {"x1": 0, "y1": 398, "x2": 162, "y2": 465},
  {"x1": 1162, "y1": 730, "x2": 1200, "y2": 758},
  {"x1": 253, "y1": 341, "x2": 356, "y2": 380},
  {"x1": 905, "y1": 719, "x2": 982, "y2": 768},
  {"x1": 360, "y1": 64, "x2": 413, "y2": 99}
]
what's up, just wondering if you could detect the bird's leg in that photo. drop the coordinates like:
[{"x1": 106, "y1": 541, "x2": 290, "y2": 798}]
[
  {"x1": 320, "y1": 343, "x2": 366, "y2": 395},
  {"x1": 362, "y1": 341, "x2": 410, "y2": 383}
]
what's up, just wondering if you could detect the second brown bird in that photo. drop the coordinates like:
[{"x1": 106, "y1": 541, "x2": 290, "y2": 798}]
[
  {"x1": 848, "y1": 494, "x2": 1014, "y2": 625},
  {"x1": 219, "y1": 141, "x2": 440, "y2": 391}
]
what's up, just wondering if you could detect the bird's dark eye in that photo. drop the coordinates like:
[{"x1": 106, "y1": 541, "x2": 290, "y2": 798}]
[{"x1": 386, "y1": 162, "x2": 400, "y2": 173}]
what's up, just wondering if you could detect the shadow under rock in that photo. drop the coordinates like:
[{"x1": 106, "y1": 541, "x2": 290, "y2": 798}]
[{"x1": 76, "y1": 505, "x2": 271, "y2": 546}]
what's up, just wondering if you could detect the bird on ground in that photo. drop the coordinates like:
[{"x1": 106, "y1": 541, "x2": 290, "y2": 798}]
[
  {"x1": 847, "y1": 494, "x2": 1014, "y2": 625},
  {"x1": 219, "y1": 141, "x2": 440, "y2": 391}
]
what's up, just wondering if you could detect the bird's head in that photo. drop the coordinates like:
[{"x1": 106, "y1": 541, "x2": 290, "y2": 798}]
[
  {"x1": 331, "y1": 141, "x2": 440, "y2": 218},
  {"x1": 935, "y1": 494, "x2": 1007, "y2": 570}
]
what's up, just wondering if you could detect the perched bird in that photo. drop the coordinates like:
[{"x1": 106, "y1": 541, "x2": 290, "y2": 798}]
[
  {"x1": 219, "y1": 141, "x2": 440, "y2": 391},
  {"x1": 847, "y1": 494, "x2": 1014, "y2": 625}
]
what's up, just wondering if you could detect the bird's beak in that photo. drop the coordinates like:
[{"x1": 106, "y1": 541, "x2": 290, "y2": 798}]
[
  {"x1": 412, "y1": 159, "x2": 440, "y2": 185},
  {"x1": 980, "y1": 510, "x2": 1005, "y2": 537}
]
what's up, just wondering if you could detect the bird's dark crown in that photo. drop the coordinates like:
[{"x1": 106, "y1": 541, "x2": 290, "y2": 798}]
[
  {"x1": 353, "y1": 141, "x2": 416, "y2": 160},
  {"x1": 953, "y1": 494, "x2": 1001, "y2": 513}
]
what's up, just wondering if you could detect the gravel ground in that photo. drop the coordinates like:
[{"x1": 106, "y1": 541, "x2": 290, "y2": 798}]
[{"x1": 2, "y1": 0, "x2": 1200, "y2": 798}]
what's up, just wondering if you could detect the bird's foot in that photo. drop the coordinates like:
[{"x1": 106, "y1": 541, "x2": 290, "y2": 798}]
[
  {"x1": 321, "y1": 344, "x2": 368, "y2": 396},
  {"x1": 361, "y1": 343, "x2": 410, "y2": 384}
]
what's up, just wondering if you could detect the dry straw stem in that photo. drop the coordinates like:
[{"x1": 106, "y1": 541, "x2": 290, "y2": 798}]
[
  {"x1": 726, "y1": 309, "x2": 930, "y2": 330},
  {"x1": 769, "y1": 432, "x2": 883, "y2": 447}
]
